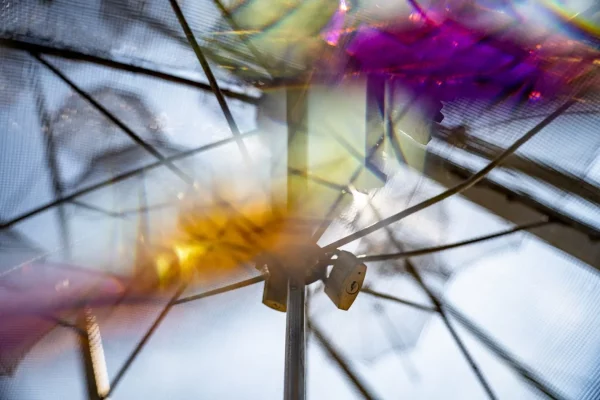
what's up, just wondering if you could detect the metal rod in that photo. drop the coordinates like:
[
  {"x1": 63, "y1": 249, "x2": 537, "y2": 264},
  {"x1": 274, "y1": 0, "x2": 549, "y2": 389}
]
[
  {"x1": 431, "y1": 152, "x2": 600, "y2": 242},
  {"x1": 168, "y1": 0, "x2": 253, "y2": 167},
  {"x1": 284, "y1": 277, "x2": 306, "y2": 400},
  {"x1": 211, "y1": 0, "x2": 273, "y2": 79},
  {"x1": 33, "y1": 53, "x2": 194, "y2": 185},
  {"x1": 323, "y1": 92, "x2": 582, "y2": 251},
  {"x1": 444, "y1": 302, "x2": 566, "y2": 400},
  {"x1": 107, "y1": 283, "x2": 188, "y2": 397},
  {"x1": 308, "y1": 318, "x2": 378, "y2": 400},
  {"x1": 69, "y1": 200, "x2": 125, "y2": 218},
  {"x1": 367, "y1": 288, "x2": 566, "y2": 399},
  {"x1": 32, "y1": 67, "x2": 72, "y2": 260},
  {"x1": 311, "y1": 95, "x2": 417, "y2": 242},
  {"x1": 359, "y1": 219, "x2": 553, "y2": 262},
  {"x1": 0, "y1": 132, "x2": 257, "y2": 229},
  {"x1": 360, "y1": 287, "x2": 437, "y2": 312},
  {"x1": 174, "y1": 275, "x2": 266, "y2": 305},
  {"x1": 432, "y1": 125, "x2": 600, "y2": 206},
  {"x1": 407, "y1": 262, "x2": 499, "y2": 400},
  {"x1": 367, "y1": 197, "x2": 498, "y2": 399},
  {"x1": 310, "y1": 133, "x2": 386, "y2": 242},
  {"x1": 0, "y1": 38, "x2": 259, "y2": 104}
]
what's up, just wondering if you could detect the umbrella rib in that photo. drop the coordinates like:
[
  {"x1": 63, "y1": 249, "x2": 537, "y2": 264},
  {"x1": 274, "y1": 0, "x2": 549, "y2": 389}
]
[
  {"x1": 375, "y1": 305, "x2": 420, "y2": 381},
  {"x1": 33, "y1": 54, "x2": 195, "y2": 185},
  {"x1": 311, "y1": 134, "x2": 386, "y2": 242},
  {"x1": 287, "y1": 167, "x2": 349, "y2": 192},
  {"x1": 326, "y1": 128, "x2": 388, "y2": 183},
  {"x1": 69, "y1": 200, "x2": 125, "y2": 219},
  {"x1": 0, "y1": 132, "x2": 257, "y2": 229},
  {"x1": 308, "y1": 318, "x2": 380, "y2": 400},
  {"x1": 168, "y1": 0, "x2": 253, "y2": 168},
  {"x1": 360, "y1": 287, "x2": 436, "y2": 313},
  {"x1": 366, "y1": 200, "x2": 498, "y2": 399},
  {"x1": 385, "y1": 88, "x2": 421, "y2": 168},
  {"x1": 406, "y1": 263, "x2": 499, "y2": 400},
  {"x1": 210, "y1": 0, "x2": 273, "y2": 79},
  {"x1": 311, "y1": 95, "x2": 422, "y2": 242},
  {"x1": 427, "y1": 150, "x2": 600, "y2": 242},
  {"x1": 119, "y1": 202, "x2": 177, "y2": 217},
  {"x1": 0, "y1": 38, "x2": 259, "y2": 104},
  {"x1": 107, "y1": 283, "x2": 188, "y2": 398},
  {"x1": 365, "y1": 288, "x2": 564, "y2": 399},
  {"x1": 444, "y1": 303, "x2": 566, "y2": 400},
  {"x1": 322, "y1": 92, "x2": 581, "y2": 252},
  {"x1": 174, "y1": 275, "x2": 266, "y2": 305},
  {"x1": 359, "y1": 219, "x2": 553, "y2": 262}
]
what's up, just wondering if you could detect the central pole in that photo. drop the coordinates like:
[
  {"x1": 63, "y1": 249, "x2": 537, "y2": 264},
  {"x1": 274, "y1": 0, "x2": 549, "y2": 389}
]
[
  {"x1": 283, "y1": 86, "x2": 309, "y2": 400},
  {"x1": 284, "y1": 277, "x2": 306, "y2": 400}
]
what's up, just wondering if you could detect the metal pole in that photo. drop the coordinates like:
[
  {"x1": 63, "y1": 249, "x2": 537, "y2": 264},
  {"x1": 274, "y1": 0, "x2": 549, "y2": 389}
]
[
  {"x1": 284, "y1": 278, "x2": 306, "y2": 400},
  {"x1": 283, "y1": 86, "x2": 309, "y2": 400}
]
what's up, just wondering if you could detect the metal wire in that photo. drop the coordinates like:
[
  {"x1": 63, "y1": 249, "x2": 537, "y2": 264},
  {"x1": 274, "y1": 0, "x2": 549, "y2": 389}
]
[
  {"x1": 168, "y1": 0, "x2": 253, "y2": 167},
  {"x1": 107, "y1": 283, "x2": 188, "y2": 398},
  {"x1": 323, "y1": 92, "x2": 584, "y2": 251},
  {"x1": 359, "y1": 219, "x2": 553, "y2": 262}
]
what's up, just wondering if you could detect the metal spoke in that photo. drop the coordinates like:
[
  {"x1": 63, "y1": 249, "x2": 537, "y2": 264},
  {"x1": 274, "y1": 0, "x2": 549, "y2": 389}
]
[
  {"x1": 308, "y1": 318, "x2": 380, "y2": 400},
  {"x1": 210, "y1": 0, "x2": 273, "y2": 79},
  {"x1": 359, "y1": 219, "x2": 553, "y2": 263},
  {"x1": 426, "y1": 149, "x2": 600, "y2": 268},
  {"x1": 372, "y1": 303, "x2": 420, "y2": 381},
  {"x1": 0, "y1": 132, "x2": 257, "y2": 229},
  {"x1": 107, "y1": 283, "x2": 188, "y2": 397},
  {"x1": 325, "y1": 128, "x2": 387, "y2": 183},
  {"x1": 432, "y1": 126, "x2": 600, "y2": 206},
  {"x1": 119, "y1": 202, "x2": 176, "y2": 217},
  {"x1": 444, "y1": 303, "x2": 566, "y2": 400},
  {"x1": 311, "y1": 94, "x2": 421, "y2": 242},
  {"x1": 311, "y1": 134, "x2": 385, "y2": 242},
  {"x1": 370, "y1": 288, "x2": 565, "y2": 399},
  {"x1": 33, "y1": 54, "x2": 195, "y2": 185},
  {"x1": 360, "y1": 287, "x2": 436, "y2": 313},
  {"x1": 0, "y1": 38, "x2": 259, "y2": 104},
  {"x1": 406, "y1": 263, "x2": 498, "y2": 400},
  {"x1": 174, "y1": 275, "x2": 265, "y2": 305},
  {"x1": 365, "y1": 199, "x2": 497, "y2": 399},
  {"x1": 385, "y1": 86, "x2": 421, "y2": 168},
  {"x1": 168, "y1": 0, "x2": 252, "y2": 167},
  {"x1": 323, "y1": 92, "x2": 582, "y2": 251},
  {"x1": 287, "y1": 167, "x2": 349, "y2": 192},
  {"x1": 70, "y1": 201, "x2": 125, "y2": 219}
]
